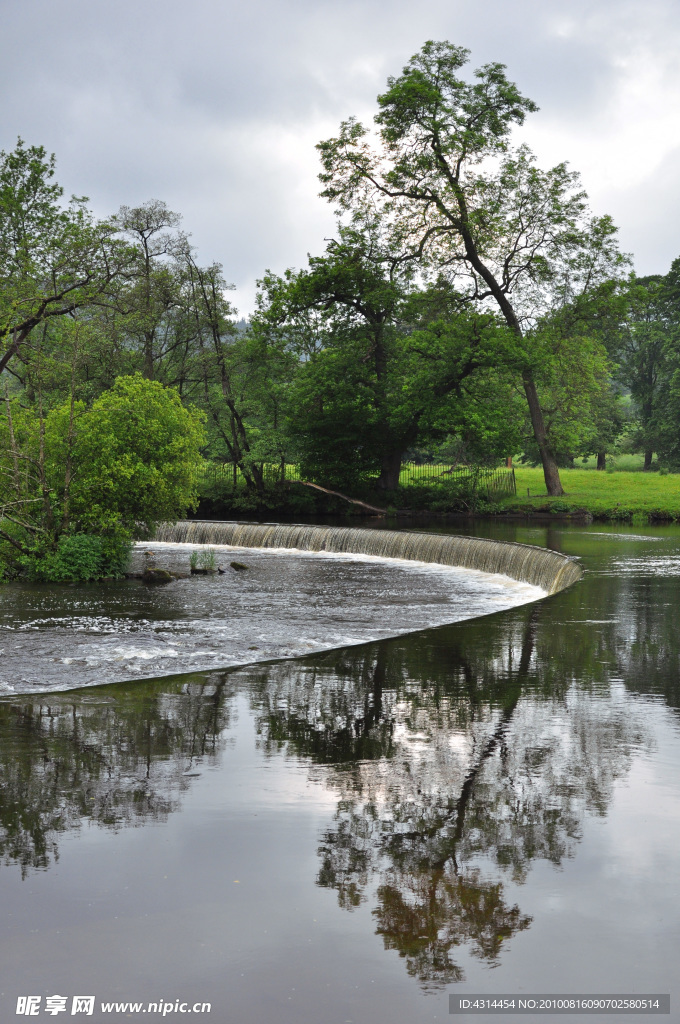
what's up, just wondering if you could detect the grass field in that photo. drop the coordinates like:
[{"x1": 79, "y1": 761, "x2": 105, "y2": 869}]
[
  {"x1": 502, "y1": 466, "x2": 680, "y2": 521},
  {"x1": 573, "y1": 453, "x2": 652, "y2": 472}
]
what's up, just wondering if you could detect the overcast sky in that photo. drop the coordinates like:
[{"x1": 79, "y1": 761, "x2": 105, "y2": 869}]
[{"x1": 2, "y1": 0, "x2": 679, "y2": 314}]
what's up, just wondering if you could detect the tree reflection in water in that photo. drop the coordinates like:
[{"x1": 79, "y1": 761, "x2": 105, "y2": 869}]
[
  {"x1": 249, "y1": 604, "x2": 649, "y2": 988},
  {"x1": 0, "y1": 676, "x2": 235, "y2": 876}
]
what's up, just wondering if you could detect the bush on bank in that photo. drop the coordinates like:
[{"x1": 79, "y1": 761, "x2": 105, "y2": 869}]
[
  {"x1": 23, "y1": 534, "x2": 133, "y2": 584},
  {"x1": 0, "y1": 376, "x2": 206, "y2": 582}
]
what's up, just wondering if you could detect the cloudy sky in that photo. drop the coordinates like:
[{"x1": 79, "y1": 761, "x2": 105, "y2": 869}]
[{"x1": 2, "y1": 0, "x2": 679, "y2": 314}]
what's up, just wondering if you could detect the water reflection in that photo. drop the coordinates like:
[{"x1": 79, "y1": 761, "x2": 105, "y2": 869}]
[
  {"x1": 0, "y1": 676, "x2": 234, "y2": 875},
  {"x1": 248, "y1": 604, "x2": 649, "y2": 987}
]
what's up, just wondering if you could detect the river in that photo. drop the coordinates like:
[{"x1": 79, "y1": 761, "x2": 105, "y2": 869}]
[{"x1": 0, "y1": 521, "x2": 678, "y2": 1023}]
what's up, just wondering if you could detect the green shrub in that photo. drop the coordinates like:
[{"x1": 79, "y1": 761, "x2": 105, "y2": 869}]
[{"x1": 25, "y1": 534, "x2": 131, "y2": 583}]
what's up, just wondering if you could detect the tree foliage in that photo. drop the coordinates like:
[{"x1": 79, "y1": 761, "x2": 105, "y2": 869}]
[
  {"x1": 316, "y1": 41, "x2": 629, "y2": 494},
  {"x1": 0, "y1": 139, "x2": 133, "y2": 377},
  {"x1": 257, "y1": 218, "x2": 523, "y2": 489},
  {"x1": 0, "y1": 374, "x2": 205, "y2": 580}
]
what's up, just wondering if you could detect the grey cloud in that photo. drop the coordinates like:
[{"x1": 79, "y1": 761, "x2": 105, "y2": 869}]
[
  {"x1": 608, "y1": 144, "x2": 680, "y2": 274},
  {"x1": 1, "y1": 0, "x2": 679, "y2": 312}
]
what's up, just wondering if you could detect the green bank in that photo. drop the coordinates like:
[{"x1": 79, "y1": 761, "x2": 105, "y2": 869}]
[{"x1": 499, "y1": 466, "x2": 680, "y2": 522}]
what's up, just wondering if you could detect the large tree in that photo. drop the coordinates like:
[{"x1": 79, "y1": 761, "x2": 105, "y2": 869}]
[
  {"x1": 258, "y1": 218, "x2": 521, "y2": 490},
  {"x1": 612, "y1": 276, "x2": 667, "y2": 470},
  {"x1": 112, "y1": 200, "x2": 188, "y2": 381},
  {"x1": 647, "y1": 258, "x2": 680, "y2": 469},
  {"x1": 0, "y1": 140, "x2": 132, "y2": 377},
  {"x1": 317, "y1": 41, "x2": 628, "y2": 495}
]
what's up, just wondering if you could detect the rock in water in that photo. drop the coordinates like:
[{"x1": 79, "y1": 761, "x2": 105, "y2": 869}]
[
  {"x1": 141, "y1": 568, "x2": 174, "y2": 585},
  {"x1": 230, "y1": 561, "x2": 249, "y2": 572}
]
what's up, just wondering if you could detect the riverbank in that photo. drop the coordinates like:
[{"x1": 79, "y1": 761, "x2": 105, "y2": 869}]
[
  {"x1": 501, "y1": 466, "x2": 680, "y2": 522},
  {"x1": 196, "y1": 466, "x2": 680, "y2": 524}
]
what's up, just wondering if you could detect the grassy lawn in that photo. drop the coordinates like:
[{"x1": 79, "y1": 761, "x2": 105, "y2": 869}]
[
  {"x1": 502, "y1": 466, "x2": 680, "y2": 521},
  {"x1": 574, "y1": 453, "x2": 651, "y2": 472}
]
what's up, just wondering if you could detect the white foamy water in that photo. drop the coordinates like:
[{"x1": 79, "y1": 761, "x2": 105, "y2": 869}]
[{"x1": 0, "y1": 542, "x2": 545, "y2": 694}]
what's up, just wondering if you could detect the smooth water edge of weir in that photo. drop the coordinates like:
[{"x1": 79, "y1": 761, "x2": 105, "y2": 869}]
[{"x1": 156, "y1": 521, "x2": 583, "y2": 595}]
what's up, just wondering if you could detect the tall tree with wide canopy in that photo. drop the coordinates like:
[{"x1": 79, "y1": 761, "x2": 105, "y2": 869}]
[
  {"x1": 258, "y1": 216, "x2": 521, "y2": 489},
  {"x1": 317, "y1": 41, "x2": 628, "y2": 495},
  {"x1": 112, "y1": 200, "x2": 188, "y2": 381},
  {"x1": 0, "y1": 140, "x2": 132, "y2": 377}
]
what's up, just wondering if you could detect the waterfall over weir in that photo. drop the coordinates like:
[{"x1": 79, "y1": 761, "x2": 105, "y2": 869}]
[{"x1": 156, "y1": 521, "x2": 582, "y2": 595}]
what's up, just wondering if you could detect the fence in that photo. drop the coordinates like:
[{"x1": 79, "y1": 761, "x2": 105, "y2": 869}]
[
  {"x1": 199, "y1": 462, "x2": 516, "y2": 498},
  {"x1": 398, "y1": 463, "x2": 517, "y2": 497},
  {"x1": 199, "y1": 462, "x2": 302, "y2": 489}
]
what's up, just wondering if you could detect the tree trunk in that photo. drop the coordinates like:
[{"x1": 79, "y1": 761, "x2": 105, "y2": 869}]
[
  {"x1": 450, "y1": 212, "x2": 564, "y2": 498},
  {"x1": 4, "y1": 384, "x2": 21, "y2": 496},
  {"x1": 643, "y1": 449, "x2": 653, "y2": 471},
  {"x1": 377, "y1": 450, "x2": 403, "y2": 490},
  {"x1": 143, "y1": 334, "x2": 154, "y2": 380},
  {"x1": 597, "y1": 451, "x2": 606, "y2": 471},
  {"x1": 522, "y1": 374, "x2": 564, "y2": 496}
]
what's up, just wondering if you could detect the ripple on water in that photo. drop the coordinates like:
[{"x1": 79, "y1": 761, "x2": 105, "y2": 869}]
[{"x1": 606, "y1": 556, "x2": 680, "y2": 576}]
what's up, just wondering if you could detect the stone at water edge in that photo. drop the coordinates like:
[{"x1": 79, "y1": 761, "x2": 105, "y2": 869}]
[
  {"x1": 230, "y1": 561, "x2": 249, "y2": 572},
  {"x1": 141, "y1": 568, "x2": 175, "y2": 585}
]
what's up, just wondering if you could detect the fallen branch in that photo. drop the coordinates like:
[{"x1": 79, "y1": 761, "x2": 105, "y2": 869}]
[{"x1": 293, "y1": 479, "x2": 387, "y2": 515}]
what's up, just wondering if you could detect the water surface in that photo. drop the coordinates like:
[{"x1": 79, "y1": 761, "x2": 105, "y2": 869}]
[{"x1": 0, "y1": 523, "x2": 678, "y2": 1023}]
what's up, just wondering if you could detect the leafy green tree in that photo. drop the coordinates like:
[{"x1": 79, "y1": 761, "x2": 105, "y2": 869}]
[
  {"x1": 0, "y1": 374, "x2": 205, "y2": 579},
  {"x1": 258, "y1": 219, "x2": 522, "y2": 490},
  {"x1": 0, "y1": 139, "x2": 132, "y2": 376},
  {"x1": 649, "y1": 258, "x2": 680, "y2": 469},
  {"x1": 610, "y1": 276, "x2": 668, "y2": 469},
  {"x1": 182, "y1": 257, "x2": 296, "y2": 495},
  {"x1": 112, "y1": 200, "x2": 189, "y2": 382},
  {"x1": 317, "y1": 41, "x2": 628, "y2": 495},
  {"x1": 518, "y1": 325, "x2": 617, "y2": 467},
  {"x1": 561, "y1": 271, "x2": 680, "y2": 471},
  {"x1": 66, "y1": 373, "x2": 205, "y2": 531}
]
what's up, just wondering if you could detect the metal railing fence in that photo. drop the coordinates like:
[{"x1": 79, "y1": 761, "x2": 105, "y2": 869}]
[{"x1": 198, "y1": 462, "x2": 516, "y2": 498}]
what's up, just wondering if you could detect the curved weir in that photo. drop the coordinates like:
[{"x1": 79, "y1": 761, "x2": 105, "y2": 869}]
[{"x1": 156, "y1": 521, "x2": 582, "y2": 595}]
